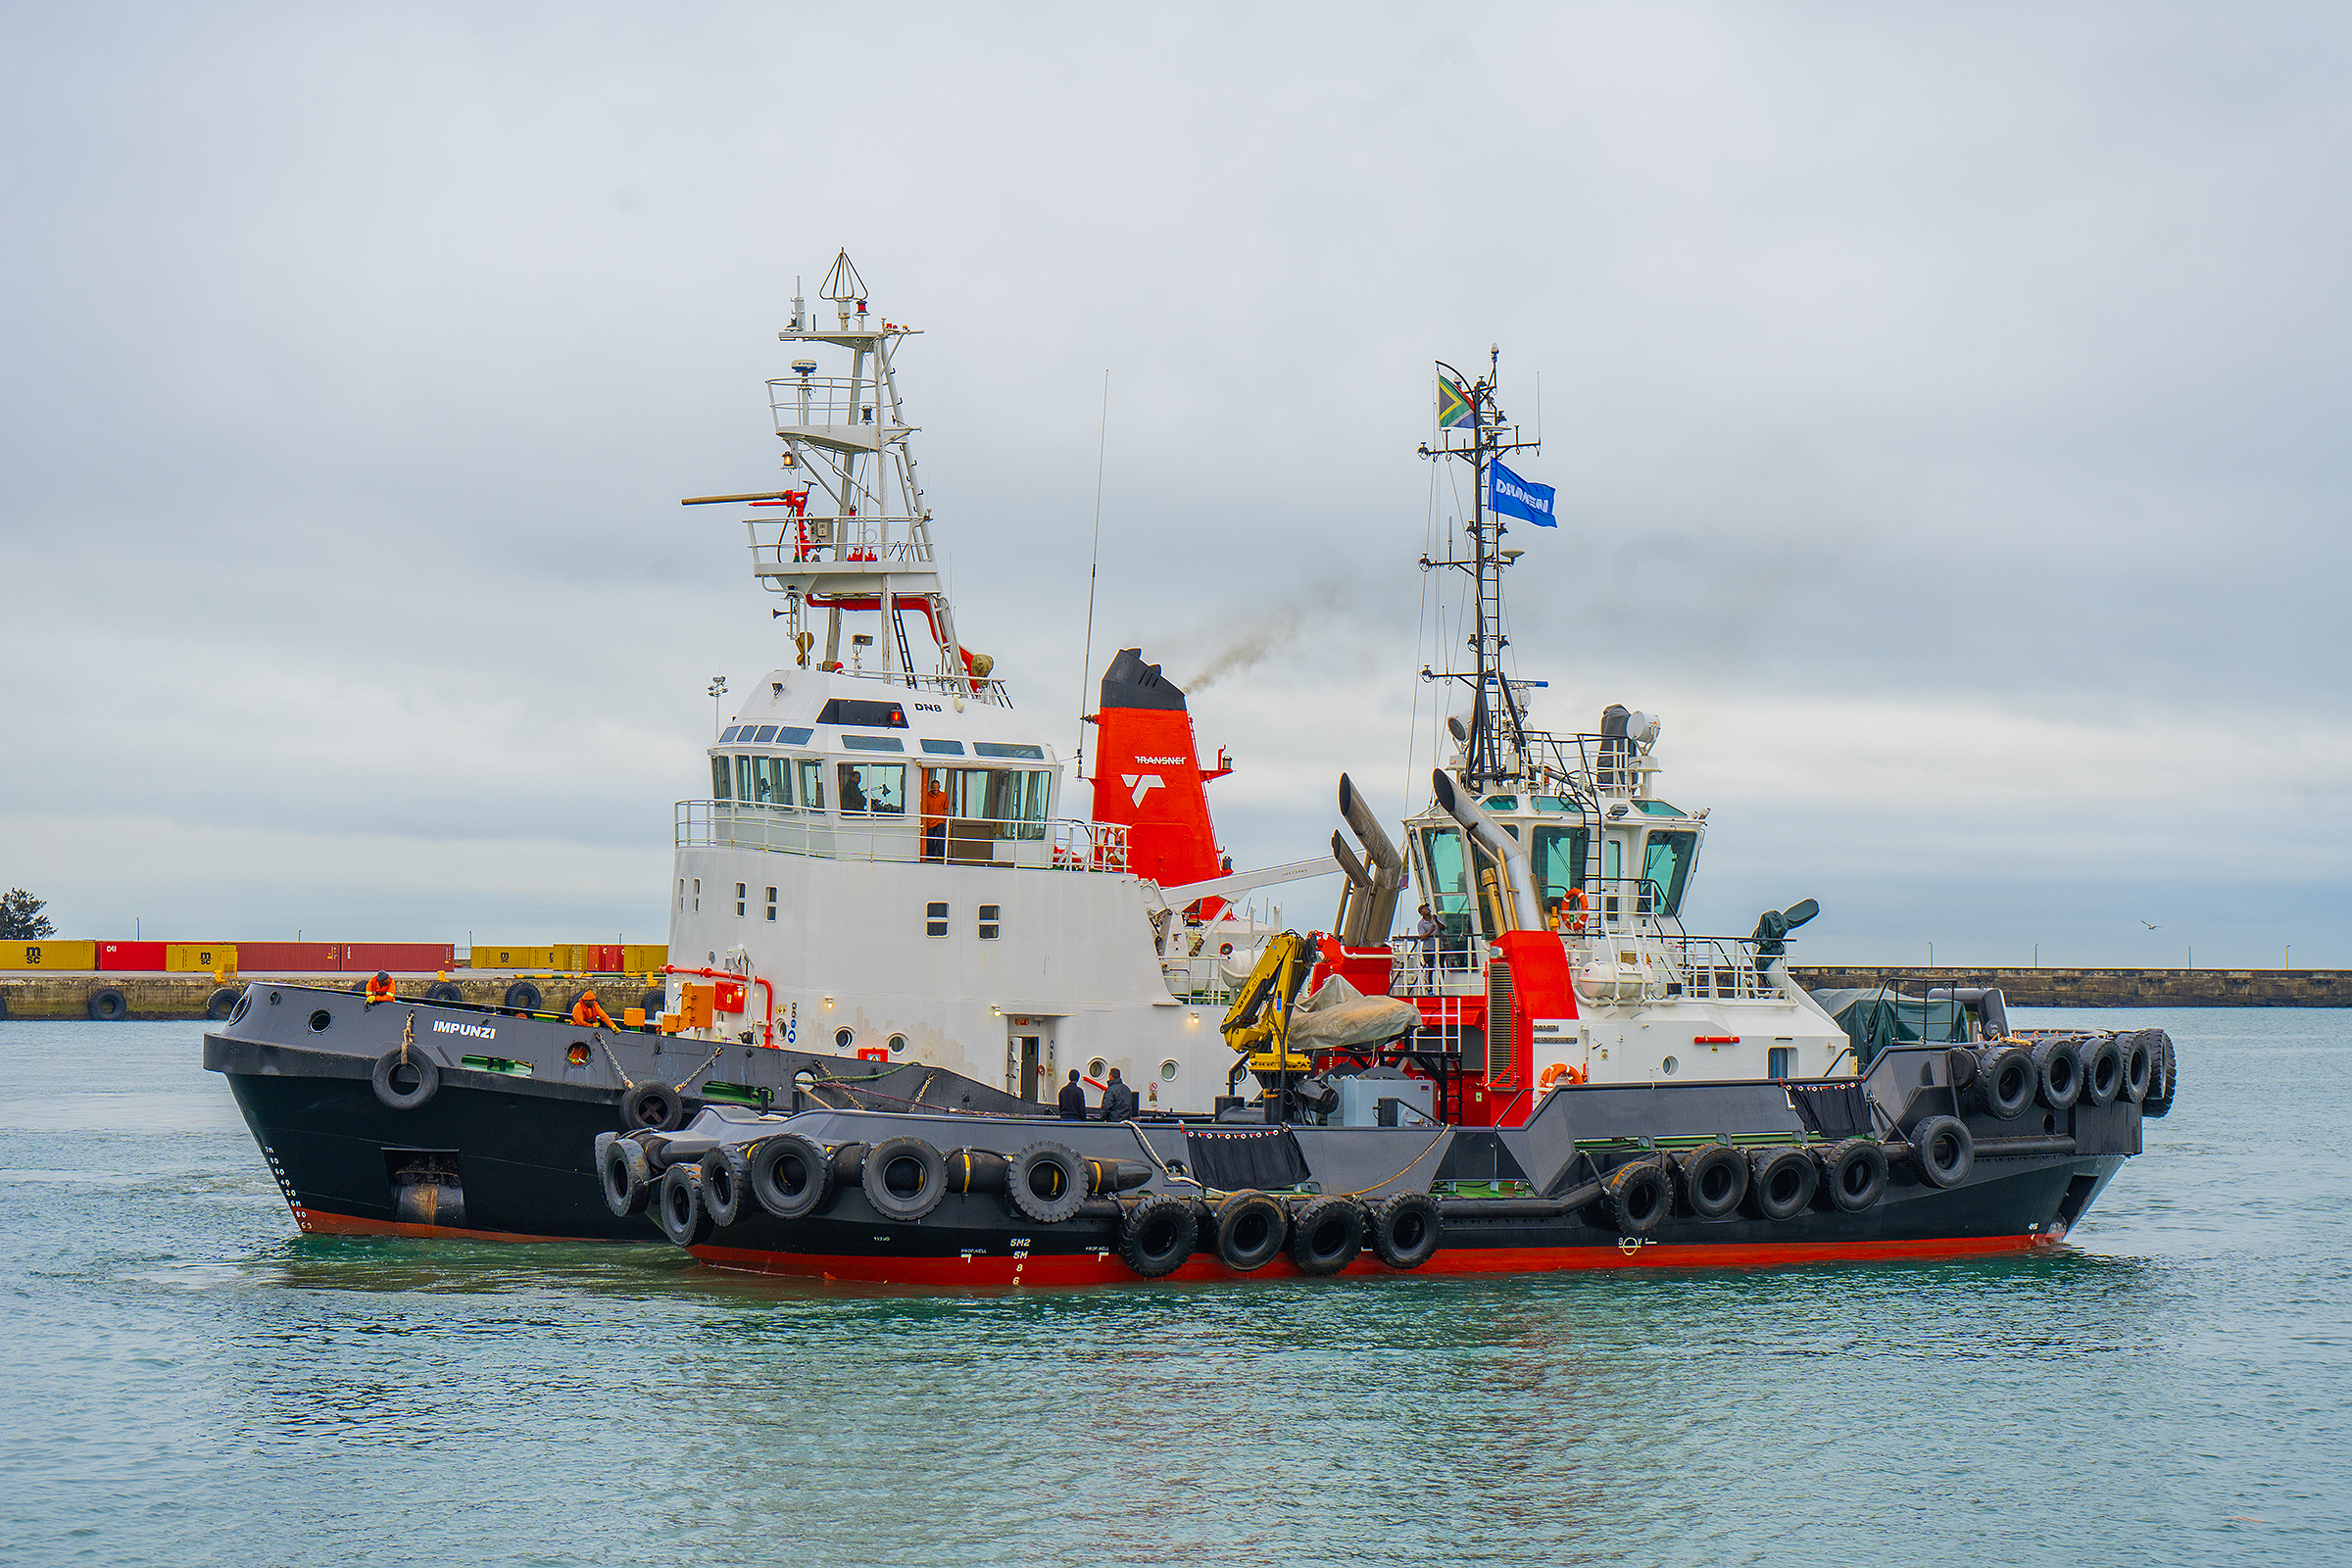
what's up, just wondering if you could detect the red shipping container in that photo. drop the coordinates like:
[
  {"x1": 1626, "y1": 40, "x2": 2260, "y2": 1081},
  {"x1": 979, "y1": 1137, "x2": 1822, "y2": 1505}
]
[
  {"x1": 233, "y1": 942, "x2": 340, "y2": 971},
  {"x1": 97, "y1": 941, "x2": 166, "y2": 970},
  {"x1": 590, "y1": 944, "x2": 624, "y2": 972},
  {"x1": 334, "y1": 942, "x2": 456, "y2": 973}
]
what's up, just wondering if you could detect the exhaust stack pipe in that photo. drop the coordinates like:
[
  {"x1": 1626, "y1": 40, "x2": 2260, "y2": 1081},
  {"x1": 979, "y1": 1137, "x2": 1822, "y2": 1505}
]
[
  {"x1": 1430, "y1": 769, "x2": 1543, "y2": 933},
  {"x1": 1337, "y1": 774, "x2": 1405, "y2": 944},
  {"x1": 1330, "y1": 830, "x2": 1376, "y2": 945}
]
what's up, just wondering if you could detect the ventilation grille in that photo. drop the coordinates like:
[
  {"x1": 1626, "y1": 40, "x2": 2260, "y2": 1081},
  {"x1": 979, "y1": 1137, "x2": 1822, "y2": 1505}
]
[{"x1": 1486, "y1": 959, "x2": 1516, "y2": 1085}]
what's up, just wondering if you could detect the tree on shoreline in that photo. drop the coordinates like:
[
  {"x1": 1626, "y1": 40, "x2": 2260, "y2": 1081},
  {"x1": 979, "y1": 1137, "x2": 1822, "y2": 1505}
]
[{"x1": 0, "y1": 889, "x2": 57, "y2": 940}]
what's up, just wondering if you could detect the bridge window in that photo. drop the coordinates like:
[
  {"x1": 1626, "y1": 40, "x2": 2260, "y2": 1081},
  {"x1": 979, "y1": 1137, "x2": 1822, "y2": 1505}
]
[
  {"x1": 1642, "y1": 830, "x2": 1698, "y2": 916},
  {"x1": 920, "y1": 738, "x2": 965, "y2": 756},
  {"x1": 1532, "y1": 824, "x2": 1588, "y2": 907},
  {"x1": 816, "y1": 697, "x2": 908, "y2": 728},
  {"x1": 751, "y1": 756, "x2": 790, "y2": 807},
  {"x1": 710, "y1": 757, "x2": 731, "y2": 801},
  {"x1": 797, "y1": 760, "x2": 826, "y2": 810},
  {"x1": 735, "y1": 756, "x2": 754, "y2": 802},
  {"x1": 719, "y1": 725, "x2": 741, "y2": 743},
  {"x1": 973, "y1": 742, "x2": 1046, "y2": 760},
  {"x1": 1415, "y1": 825, "x2": 1497, "y2": 942},
  {"x1": 838, "y1": 761, "x2": 906, "y2": 815}
]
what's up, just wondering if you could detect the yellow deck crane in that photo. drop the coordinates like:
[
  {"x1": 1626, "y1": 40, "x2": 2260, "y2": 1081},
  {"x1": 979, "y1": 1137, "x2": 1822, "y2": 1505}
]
[{"x1": 1219, "y1": 931, "x2": 1315, "y2": 1103}]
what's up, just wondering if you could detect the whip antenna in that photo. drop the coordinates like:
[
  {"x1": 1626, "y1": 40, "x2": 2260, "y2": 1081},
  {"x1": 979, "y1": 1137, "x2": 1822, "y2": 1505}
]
[{"x1": 1076, "y1": 368, "x2": 1109, "y2": 776}]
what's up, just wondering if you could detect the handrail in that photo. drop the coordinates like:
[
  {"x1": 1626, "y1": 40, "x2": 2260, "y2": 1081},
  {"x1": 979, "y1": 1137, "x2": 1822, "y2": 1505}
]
[{"x1": 676, "y1": 801, "x2": 1128, "y2": 872}]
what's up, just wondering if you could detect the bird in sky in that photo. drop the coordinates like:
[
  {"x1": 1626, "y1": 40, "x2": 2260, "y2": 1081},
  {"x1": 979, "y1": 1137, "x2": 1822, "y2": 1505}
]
[{"x1": 2141, "y1": 920, "x2": 2160, "y2": 930}]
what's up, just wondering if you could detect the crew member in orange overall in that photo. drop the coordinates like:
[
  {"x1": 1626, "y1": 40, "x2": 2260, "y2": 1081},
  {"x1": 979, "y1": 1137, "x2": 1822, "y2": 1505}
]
[
  {"x1": 571, "y1": 989, "x2": 615, "y2": 1028},
  {"x1": 364, "y1": 970, "x2": 395, "y2": 1004},
  {"x1": 921, "y1": 769, "x2": 951, "y2": 861}
]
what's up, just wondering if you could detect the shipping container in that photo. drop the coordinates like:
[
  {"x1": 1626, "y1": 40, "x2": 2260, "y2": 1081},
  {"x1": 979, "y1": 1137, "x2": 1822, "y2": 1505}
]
[
  {"x1": 622, "y1": 944, "x2": 668, "y2": 972},
  {"x1": 97, "y1": 941, "x2": 167, "y2": 970},
  {"x1": 588, "y1": 944, "x2": 625, "y2": 972},
  {"x1": 335, "y1": 943, "x2": 455, "y2": 973},
  {"x1": 164, "y1": 943, "x2": 237, "y2": 972},
  {"x1": 0, "y1": 941, "x2": 98, "y2": 970},
  {"x1": 232, "y1": 942, "x2": 340, "y2": 971},
  {"x1": 468, "y1": 944, "x2": 553, "y2": 970}
]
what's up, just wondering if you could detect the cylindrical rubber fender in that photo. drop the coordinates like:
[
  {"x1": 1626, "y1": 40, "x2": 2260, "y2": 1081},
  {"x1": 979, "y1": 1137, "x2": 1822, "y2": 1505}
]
[
  {"x1": 502, "y1": 980, "x2": 544, "y2": 1011},
  {"x1": 1973, "y1": 1043, "x2": 2036, "y2": 1120},
  {"x1": 1087, "y1": 1158, "x2": 1156, "y2": 1196},
  {"x1": 2032, "y1": 1036, "x2": 2082, "y2": 1110},
  {"x1": 1674, "y1": 1144, "x2": 1748, "y2": 1222},
  {"x1": 1813, "y1": 1138, "x2": 1887, "y2": 1213},
  {"x1": 1944, "y1": 1048, "x2": 1978, "y2": 1091},
  {"x1": 204, "y1": 986, "x2": 240, "y2": 1021},
  {"x1": 944, "y1": 1148, "x2": 1008, "y2": 1195},
  {"x1": 1747, "y1": 1146, "x2": 1818, "y2": 1221},
  {"x1": 1119, "y1": 1193, "x2": 1199, "y2": 1278},
  {"x1": 424, "y1": 981, "x2": 463, "y2": 1003},
  {"x1": 1369, "y1": 1191, "x2": 1443, "y2": 1269},
  {"x1": 1910, "y1": 1114, "x2": 1974, "y2": 1189},
  {"x1": 370, "y1": 1048, "x2": 441, "y2": 1111},
  {"x1": 636, "y1": 1133, "x2": 682, "y2": 1172},
  {"x1": 1212, "y1": 1190, "x2": 1289, "y2": 1273},
  {"x1": 637, "y1": 986, "x2": 665, "y2": 1017},
  {"x1": 87, "y1": 987, "x2": 128, "y2": 1022},
  {"x1": 619, "y1": 1082, "x2": 687, "y2": 1133},
  {"x1": 655, "y1": 1161, "x2": 713, "y2": 1247},
  {"x1": 699, "y1": 1143, "x2": 752, "y2": 1227},
  {"x1": 1006, "y1": 1142, "x2": 1088, "y2": 1224},
  {"x1": 863, "y1": 1135, "x2": 948, "y2": 1222},
  {"x1": 750, "y1": 1132, "x2": 832, "y2": 1219},
  {"x1": 598, "y1": 1132, "x2": 651, "y2": 1217},
  {"x1": 1289, "y1": 1195, "x2": 1366, "y2": 1275},
  {"x1": 2118, "y1": 1031, "x2": 2154, "y2": 1104},
  {"x1": 2077, "y1": 1035, "x2": 2123, "y2": 1107},
  {"x1": 1602, "y1": 1159, "x2": 1672, "y2": 1236}
]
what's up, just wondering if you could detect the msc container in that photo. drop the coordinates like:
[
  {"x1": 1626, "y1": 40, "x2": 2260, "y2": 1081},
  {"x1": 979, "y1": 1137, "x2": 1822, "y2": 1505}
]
[
  {"x1": 336, "y1": 943, "x2": 455, "y2": 973},
  {"x1": 164, "y1": 943, "x2": 238, "y2": 972},
  {"x1": 232, "y1": 942, "x2": 339, "y2": 971},
  {"x1": 469, "y1": 944, "x2": 553, "y2": 971},
  {"x1": 0, "y1": 941, "x2": 98, "y2": 970},
  {"x1": 97, "y1": 941, "x2": 167, "y2": 971},
  {"x1": 622, "y1": 944, "x2": 668, "y2": 972}
]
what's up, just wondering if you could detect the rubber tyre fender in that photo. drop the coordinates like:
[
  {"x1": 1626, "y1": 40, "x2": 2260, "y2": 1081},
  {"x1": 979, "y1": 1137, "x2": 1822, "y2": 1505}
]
[
  {"x1": 619, "y1": 1082, "x2": 686, "y2": 1133},
  {"x1": 1212, "y1": 1190, "x2": 1289, "y2": 1273},
  {"x1": 502, "y1": 980, "x2": 544, "y2": 1011},
  {"x1": 1290, "y1": 1195, "x2": 1366, "y2": 1276},
  {"x1": 87, "y1": 987, "x2": 128, "y2": 1022},
  {"x1": 2032, "y1": 1036, "x2": 2082, "y2": 1111},
  {"x1": 1747, "y1": 1147, "x2": 1818, "y2": 1221},
  {"x1": 2118, "y1": 1031, "x2": 2154, "y2": 1104},
  {"x1": 1118, "y1": 1193, "x2": 1200, "y2": 1278},
  {"x1": 1910, "y1": 1114, "x2": 1974, "y2": 1189},
  {"x1": 1369, "y1": 1191, "x2": 1443, "y2": 1270},
  {"x1": 204, "y1": 986, "x2": 240, "y2": 1021},
  {"x1": 862, "y1": 1135, "x2": 948, "y2": 1222},
  {"x1": 2144, "y1": 1032, "x2": 2177, "y2": 1118},
  {"x1": 1814, "y1": 1138, "x2": 1887, "y2": 1213},
  {"x1": 370, "y1": 1048, "x2": 441, "y2": 1111},
  {"x1": 1674, "y1": 1144, "x2": 1748, "y2": 1221},
  {"x1": 597, "y1": 1132, "x2": 651, "y2": 1217},
  {"x1": 424, "y1": 981, "x2": 463, "y2": 1003},
  {"x1": 2077, "y1": 1035, "x2": 2123, "y2": 1108},
  {"x1": 1602, "y1": 1158, "x2": 1672, "y2": 1236},
  {"x1": 637, "y1": 986, "x2": 665, "y2": 1017},
  {"x1": 750, "y1": 1133, "x2": 833, "y2": 1219},
  {"x1": 1973, "y1": 1044, "x2": 2036, "y2": 1120},
  {"x1": 1005, "y1": 1142, "x2": 1087, "y2": 1225},
  {"x1": 655, "y1": 1161, "x2": 713, "y2": 1247},
  {"x1": 699, "y1": 1143, "x2": 752, "y2": 1227}
]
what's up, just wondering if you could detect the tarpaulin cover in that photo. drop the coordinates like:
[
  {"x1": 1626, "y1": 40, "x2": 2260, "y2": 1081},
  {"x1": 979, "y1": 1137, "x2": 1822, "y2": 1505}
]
[
  {"x1": 1288, "y1": 974, "x2": 1420, "y2": 1052},
  {"x1": 1184, "y1": 1127, "x2": 1309, "y2": 1192},
  {"x1": 1810, "y1": 987, "x2": 1971, "y2": 1068}
]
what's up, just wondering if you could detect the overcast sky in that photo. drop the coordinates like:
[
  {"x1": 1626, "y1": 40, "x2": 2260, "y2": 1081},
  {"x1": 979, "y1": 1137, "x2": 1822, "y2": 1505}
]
[{"x1": 4, "y1": 5, "x2": 2346, "y2": 967}]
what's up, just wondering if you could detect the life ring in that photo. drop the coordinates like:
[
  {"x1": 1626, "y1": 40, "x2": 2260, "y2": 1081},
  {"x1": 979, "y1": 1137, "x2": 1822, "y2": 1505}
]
[
  {"x1": 370, "y1": 1047, "x2": 441, "y2": 1111},
  {"x1": 1119, "y1": 1194, "x2": 1199, "y2": 1278},
  {"x1": 1561, "y1": 887, "x2": 1589, "y2": 933},
  {"x1": 1539, "y1": 1062, "x2": 1588, "y2": 1090}
]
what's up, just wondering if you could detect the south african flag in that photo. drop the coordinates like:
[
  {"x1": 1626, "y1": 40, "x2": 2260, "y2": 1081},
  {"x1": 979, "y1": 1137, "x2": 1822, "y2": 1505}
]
[{"x1": 1437, "y1": 376, "x2": 1473, "y2": 429}]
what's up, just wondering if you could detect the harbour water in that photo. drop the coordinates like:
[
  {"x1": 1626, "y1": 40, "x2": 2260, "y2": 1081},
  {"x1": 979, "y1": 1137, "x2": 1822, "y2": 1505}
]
[{"x1": 4, "y1": 1008, "x2": 2343, "y2": 1566}]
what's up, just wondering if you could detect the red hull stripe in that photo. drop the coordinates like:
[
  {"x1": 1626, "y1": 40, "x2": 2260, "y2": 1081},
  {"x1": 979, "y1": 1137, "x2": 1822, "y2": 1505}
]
[
  {"x1": 292, "y1": 1206, "x2": 596, "y2": 1246},
  {"x1": 691, "y1": 1232, "x2": 2058, "y2": 1288}
]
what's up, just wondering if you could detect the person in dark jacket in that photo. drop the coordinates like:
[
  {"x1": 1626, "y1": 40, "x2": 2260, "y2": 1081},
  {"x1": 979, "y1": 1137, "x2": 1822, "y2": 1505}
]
[
  {"x1": 1100, "y1": 1067, "x2": 1138, "y2": 1122},
  {"x1": 1057, "y1": 1068, "x2": 1089, "y2": 1119}
]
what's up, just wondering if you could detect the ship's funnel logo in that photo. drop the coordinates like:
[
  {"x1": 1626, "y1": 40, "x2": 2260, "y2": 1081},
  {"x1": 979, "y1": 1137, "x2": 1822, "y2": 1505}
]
[{"x1": 1121, "y1": 773, "x2": 1165, "y2": 808}]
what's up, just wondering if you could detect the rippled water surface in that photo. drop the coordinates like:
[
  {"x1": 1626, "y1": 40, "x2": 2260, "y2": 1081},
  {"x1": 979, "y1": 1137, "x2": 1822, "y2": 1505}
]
[{"x1": 3, "y1": 1009, "x2": 2344, "y2": 1565}]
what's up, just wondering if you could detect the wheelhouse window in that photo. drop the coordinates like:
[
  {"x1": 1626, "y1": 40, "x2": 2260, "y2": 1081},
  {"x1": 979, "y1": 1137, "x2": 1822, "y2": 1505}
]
[
  {"x1": 710, "y1": 757, "x2": 731, "y2": 801},
  {"x1": 797, "y1": 760, "x2": 826, "y2": 810},
  {"x1": 1532, "y1": 824, "x2": 1587, "y2": 909},
  {"x1": 837, "y1": 761, "x2": 906, "y2": 815},
  {"x1": 1642, "y1": 829, "x2": 1698, "y2": 915},
  {"x1": 935, "y1": 768, "x2": 1052, "y2": 839},
  {"x1": 751, "y1": 756, "x2": 790, "y2": 808},
  {"x1": 1414, "y1": 824, "x2": 1498, "y2": 944},
  {"x1": 735, "y1": 755, "x2": 754, "y2": 802}
]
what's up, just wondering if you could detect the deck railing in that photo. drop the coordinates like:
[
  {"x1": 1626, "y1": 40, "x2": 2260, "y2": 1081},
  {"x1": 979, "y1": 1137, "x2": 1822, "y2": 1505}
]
[{"x1": 676, "y1": 802, "x2": 1127, "y2": 872}]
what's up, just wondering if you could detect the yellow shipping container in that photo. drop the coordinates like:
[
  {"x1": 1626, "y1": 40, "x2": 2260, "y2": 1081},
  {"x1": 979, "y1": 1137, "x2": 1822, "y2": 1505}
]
[
  {"x1": 623, "y1": 944, "x2": 668, "y2": 973},
  {"x1": 165, "y1": 943, "x2": 237, "y2": 972},
  {"x1": 469, "y1": 944, "x2": 554, "y2": 970},
  {"x1": 549, "y1": 944, "x2": 585, "y2": 971},
  {"x1": 0, "y1": 941, "x2": 98, "y2": 970}
]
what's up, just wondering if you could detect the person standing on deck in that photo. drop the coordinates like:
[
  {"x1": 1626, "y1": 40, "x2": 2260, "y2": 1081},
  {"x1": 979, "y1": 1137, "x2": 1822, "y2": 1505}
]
[
  {"x1": 1101, "y1": 1067, "x2": 1138, "y2": 1121},
  {"x1": 921, "y1": 769, "x2": 950, "y2": 861},
  {"x1": 1057, "y1": 1068, "x2": 1090, "y2": 1119}
]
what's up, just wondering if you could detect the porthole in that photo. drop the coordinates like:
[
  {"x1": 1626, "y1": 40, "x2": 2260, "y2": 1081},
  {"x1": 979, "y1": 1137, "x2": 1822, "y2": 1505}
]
[
  {"x1": 1087, "y1": 1057, "x2": 1108, "y2": 1079},
  {"x1": 888, "y1": 1034, "x2": 908, "y2": 1054},
  {"x1": 567, "y1": 1042, "x2": 591, "y2": 1066},
  {"x1": 834, "y1": 1027, "x2": 855, "y2": 1050},
  {"x1": 1159, "y1": 1059, "x2": 1179, "y2": 1082},
  {"x1": 1661, "y1": 1054, "x2": 1679, "y2": 1076},
  {"x1": 229, "y1": 995, "x2": 251, "y2": 1024},
  {"x1": 307, "y1": 1009, "x2": 332, "y2": 1033}
]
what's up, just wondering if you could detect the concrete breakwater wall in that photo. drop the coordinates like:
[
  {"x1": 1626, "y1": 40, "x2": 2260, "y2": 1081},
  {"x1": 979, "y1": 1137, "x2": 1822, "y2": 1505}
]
[
  {"x1": 1790, "y1": 966, "x2": 2352, "y2": 1007},
  {"x1": 0, "y1": 973, "x2": 666, "y2": 1022}
]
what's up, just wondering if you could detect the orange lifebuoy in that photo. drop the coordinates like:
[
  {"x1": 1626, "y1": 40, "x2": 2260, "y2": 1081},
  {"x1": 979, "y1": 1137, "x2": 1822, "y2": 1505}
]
[
  {"x1": 1561, "y1": 887, "x2": 1589, "y2": 934},
  {"x1": 1540, "y1": 1062, "x2": 1589, "y2": 1090}
]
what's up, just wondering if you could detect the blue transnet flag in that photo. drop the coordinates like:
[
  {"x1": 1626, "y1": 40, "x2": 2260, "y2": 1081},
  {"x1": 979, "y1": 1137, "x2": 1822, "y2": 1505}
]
[{"x1": 1490, "y1": 461, "x2": 1557, "y2": 527}]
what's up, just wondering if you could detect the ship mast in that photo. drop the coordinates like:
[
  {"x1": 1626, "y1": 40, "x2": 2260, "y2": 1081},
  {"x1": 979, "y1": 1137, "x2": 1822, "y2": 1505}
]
[{"x1": 1420, "y1": 346, "x2": 1541, "y2": 792}]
